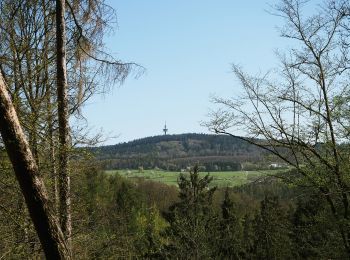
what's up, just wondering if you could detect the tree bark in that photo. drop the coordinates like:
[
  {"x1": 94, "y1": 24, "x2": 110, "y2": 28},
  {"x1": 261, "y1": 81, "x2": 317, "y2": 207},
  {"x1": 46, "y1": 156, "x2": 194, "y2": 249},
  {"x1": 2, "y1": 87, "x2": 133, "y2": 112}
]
[
  {"x1": 56, "y1": 0, "x2": 72, "y2": 250},
  {"x1": 42, "y1": 0, "x2": 59, "y2": 215},
  {"x1": 0, "y1": 72, "x2": 71, "y2": 259}
]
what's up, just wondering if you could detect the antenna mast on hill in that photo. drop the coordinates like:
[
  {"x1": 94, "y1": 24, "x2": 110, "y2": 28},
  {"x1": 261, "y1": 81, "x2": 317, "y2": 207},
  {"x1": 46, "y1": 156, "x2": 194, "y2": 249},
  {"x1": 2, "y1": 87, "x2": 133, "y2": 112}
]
[{"x1": 163, "y1": 122, "x2": 168, "y2": 135}]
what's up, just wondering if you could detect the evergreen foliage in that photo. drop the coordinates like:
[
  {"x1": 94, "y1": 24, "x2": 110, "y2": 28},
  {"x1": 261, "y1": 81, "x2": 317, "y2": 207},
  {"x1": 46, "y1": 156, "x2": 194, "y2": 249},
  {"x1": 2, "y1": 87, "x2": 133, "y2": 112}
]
[
  {"x1": 93, "y1": 133, "x2": 269, "y2": 171},
  {"x1": 254, "y1": 196, "x2": 293, "y2": 259},
  {"x1": 1, "y1": 156, "x2": 349, "y2": 258},
  {"x1": 163, "y1": 165, "x2": 217, "y2": 259},
  {"x1": 215, "y1": 188, "x2": 243, "y2": 259},
  {"x1": 292, "y1": 193, "x2": 346, "y2": 259}
]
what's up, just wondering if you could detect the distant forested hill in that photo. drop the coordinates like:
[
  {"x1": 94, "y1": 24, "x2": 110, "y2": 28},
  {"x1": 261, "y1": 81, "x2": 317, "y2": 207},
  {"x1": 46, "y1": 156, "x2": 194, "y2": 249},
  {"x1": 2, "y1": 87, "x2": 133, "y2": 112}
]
[{"x1": 92, "y1": 133, "x2": 274, "y2": 171}]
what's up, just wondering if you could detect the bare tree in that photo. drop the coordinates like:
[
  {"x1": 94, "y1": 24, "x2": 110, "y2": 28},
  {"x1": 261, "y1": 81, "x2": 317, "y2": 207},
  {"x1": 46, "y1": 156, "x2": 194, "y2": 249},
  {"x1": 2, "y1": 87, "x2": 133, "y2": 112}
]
[
  {"x1": 56, "y1": 0, "x2": 72, "y2": 250},
  {"x1": 206, "y1": 0, "x2": 350, "y2": 255},
  {"x1": 0, "y1": 71, "x2": 71, "y2": 259},
  {"x1": 0, "y1": 0, "x2": 140, "y2": 254}
]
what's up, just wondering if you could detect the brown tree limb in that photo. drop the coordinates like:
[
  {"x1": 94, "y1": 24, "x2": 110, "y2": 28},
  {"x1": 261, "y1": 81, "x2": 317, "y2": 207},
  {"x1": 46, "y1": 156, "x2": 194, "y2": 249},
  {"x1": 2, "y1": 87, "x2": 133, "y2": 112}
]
[{"x1": 0, "y1": 71, "x2": 71, "y2": 258}]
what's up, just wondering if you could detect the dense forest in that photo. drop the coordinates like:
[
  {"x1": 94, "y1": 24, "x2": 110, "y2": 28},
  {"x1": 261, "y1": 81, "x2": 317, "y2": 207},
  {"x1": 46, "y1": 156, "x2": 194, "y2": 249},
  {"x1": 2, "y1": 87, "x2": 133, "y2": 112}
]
[
  {"x1": 1, "y1": 0, "x2": 350, "y2": 259},
  {"x1": 1, "y1": 158, "x2": 346, "y2": 258},
  {"x1": 93, "y1": 133, "x2": 272, "y2": 171}
]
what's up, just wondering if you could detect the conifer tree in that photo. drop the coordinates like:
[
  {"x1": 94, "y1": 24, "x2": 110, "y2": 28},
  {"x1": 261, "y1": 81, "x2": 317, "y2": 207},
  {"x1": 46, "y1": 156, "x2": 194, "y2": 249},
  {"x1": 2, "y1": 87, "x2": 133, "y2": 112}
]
[
  {"x1": 292, "y1": 194, "x2": 346, "y2": 259},
  {"x1": 163, "y1": 165, "x2": 217, "y2": 259},
  {"x1": 254, "y1": 196, "x2": 293, "y2": 259},
  {"x1": 242, "y1": 213, "x2": 255, "y2": 258},
  {"x1": 216, "y1": 188, "x2": 243, "y2": 259}
]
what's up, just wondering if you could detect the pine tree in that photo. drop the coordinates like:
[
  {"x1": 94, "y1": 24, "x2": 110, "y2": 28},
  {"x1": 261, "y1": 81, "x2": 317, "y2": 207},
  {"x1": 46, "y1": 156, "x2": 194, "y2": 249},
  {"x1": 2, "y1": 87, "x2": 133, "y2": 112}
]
[
  {"x1": 292, "y1": 194, "x2": 346, "y2": 259},
  {"x1": 163, "y1": 165, "x2": 217, "y2": 259},
  {"x1": 215, "y1": 188, "x2": 243, "y2": 259},
  {"x1": 241, "y1": 213, "x2": 255, "y2": 258},
  {"x1": 254, "y1": 196, "x2": 293, "y2": 259}
]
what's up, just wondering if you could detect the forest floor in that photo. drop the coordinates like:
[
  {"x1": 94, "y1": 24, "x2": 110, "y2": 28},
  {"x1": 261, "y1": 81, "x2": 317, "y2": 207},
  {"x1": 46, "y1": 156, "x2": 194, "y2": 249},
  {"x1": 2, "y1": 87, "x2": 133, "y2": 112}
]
[{"x1": 105, "y1": 169, "x2": 284, "y2": 187}]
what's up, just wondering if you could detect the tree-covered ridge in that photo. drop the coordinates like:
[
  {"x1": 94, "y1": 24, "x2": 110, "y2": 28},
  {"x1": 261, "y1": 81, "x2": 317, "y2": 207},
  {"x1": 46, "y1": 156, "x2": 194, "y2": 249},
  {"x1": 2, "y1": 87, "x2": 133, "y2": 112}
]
[
  {"x1": 1, "y1": 0, "x2": 350, "y2": 258},
  {"x1": 96, "y1": 134, "x2": 259, "y2": 156},
  {"x1": 92, "y1": 133, "x2": 271, "y2": 171}
]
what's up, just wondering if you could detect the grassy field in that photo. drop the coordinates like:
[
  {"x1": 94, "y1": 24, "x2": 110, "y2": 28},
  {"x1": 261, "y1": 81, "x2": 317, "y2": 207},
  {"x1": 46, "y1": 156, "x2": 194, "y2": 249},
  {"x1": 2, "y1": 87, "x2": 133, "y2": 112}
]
[{"x1": 105, "y1": 169, "x2": 282, "y2": 187}]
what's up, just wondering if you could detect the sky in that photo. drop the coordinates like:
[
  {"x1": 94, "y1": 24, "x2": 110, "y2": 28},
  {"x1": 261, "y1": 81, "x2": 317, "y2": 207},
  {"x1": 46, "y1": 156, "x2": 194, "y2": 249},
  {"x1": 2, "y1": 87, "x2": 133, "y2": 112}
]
[{"x1": 82, "y1": 0, "x2": 289, "y2": 145}]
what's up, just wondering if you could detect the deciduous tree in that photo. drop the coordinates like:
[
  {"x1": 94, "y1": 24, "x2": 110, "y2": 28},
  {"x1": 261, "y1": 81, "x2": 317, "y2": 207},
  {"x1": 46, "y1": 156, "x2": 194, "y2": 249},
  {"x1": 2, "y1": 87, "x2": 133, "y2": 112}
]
[
  {"x1": 0, "y1": 71, "x2": 71, "y2": 258},
  {"x1": 206, "y1": 0, "x2": 350, "y2": 255}
]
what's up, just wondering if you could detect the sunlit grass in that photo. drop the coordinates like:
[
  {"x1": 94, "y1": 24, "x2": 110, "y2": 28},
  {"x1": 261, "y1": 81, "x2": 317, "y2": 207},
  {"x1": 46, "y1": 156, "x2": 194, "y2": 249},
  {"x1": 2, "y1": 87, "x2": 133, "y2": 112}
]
[{"x1": 105, "y1": 169, "x2": 283, "y2": 187}]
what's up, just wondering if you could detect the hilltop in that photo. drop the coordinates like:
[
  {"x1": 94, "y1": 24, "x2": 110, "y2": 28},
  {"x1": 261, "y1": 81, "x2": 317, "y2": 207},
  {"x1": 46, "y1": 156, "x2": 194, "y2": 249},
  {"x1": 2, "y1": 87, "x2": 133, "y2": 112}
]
[{"x1": 93, "y1": 133, "x2": 273, "y2": 171}]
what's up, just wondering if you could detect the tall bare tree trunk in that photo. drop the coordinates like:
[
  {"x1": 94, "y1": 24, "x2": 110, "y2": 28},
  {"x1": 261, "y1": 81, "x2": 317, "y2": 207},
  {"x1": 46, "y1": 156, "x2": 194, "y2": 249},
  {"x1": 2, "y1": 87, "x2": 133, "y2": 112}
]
[
  {"x1": 0, "y1": 72, "x2": 71, "y2": 259},
  {"x1": 49, "y1": 103, "x2": 59, "y2": 212},
  {"x1": 56, "y1": 0, "x2": 72, "y2": 250},
  {"x1": 42, "y1": 0, "x2": 59, "y2": 215}
]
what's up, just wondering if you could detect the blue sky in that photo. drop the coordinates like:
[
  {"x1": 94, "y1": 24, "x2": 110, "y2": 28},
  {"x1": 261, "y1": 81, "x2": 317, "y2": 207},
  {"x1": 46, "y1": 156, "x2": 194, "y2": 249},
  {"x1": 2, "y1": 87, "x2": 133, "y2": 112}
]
[{"x1": 82, "y1": 1, "x2": 288, "y2": 144}]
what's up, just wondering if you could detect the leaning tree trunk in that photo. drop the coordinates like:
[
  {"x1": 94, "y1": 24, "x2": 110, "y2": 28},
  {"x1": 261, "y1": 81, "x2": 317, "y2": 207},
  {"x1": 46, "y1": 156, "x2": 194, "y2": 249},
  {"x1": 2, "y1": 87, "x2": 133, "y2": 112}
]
[
  {"x1": 56, "y1": 0, "x2": 72, "y2": 250},
  {"x1": 0, "y1": 72, "x2": 71, "y2": 259}
]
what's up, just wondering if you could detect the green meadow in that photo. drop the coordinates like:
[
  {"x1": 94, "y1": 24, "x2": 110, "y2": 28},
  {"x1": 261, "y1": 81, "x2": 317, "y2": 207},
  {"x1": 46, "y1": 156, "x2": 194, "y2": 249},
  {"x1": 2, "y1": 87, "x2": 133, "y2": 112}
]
[{"x1": 105, "y1": 169, "x2": 283, "y2": 187}]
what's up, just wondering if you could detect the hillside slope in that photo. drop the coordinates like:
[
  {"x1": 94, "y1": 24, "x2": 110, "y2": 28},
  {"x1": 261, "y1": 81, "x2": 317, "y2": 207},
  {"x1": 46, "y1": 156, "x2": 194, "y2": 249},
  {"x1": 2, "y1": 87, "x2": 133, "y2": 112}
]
[{"x1": 93, "y1": 133, "x2": 271, "y2": 171}]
